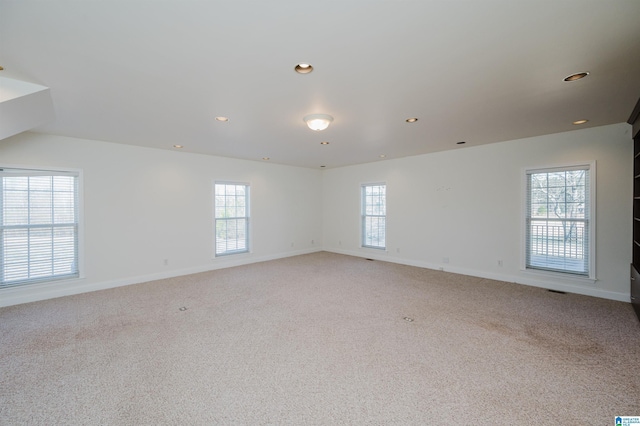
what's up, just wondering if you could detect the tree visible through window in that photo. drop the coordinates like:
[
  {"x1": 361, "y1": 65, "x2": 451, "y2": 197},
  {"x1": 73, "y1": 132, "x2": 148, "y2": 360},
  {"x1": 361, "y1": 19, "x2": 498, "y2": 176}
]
[
  {"x1": 0, "y1": 168, "x2": 80, "y2": 287},
  {"x1": 526, "y1": 165, "x2": 592, "y2": 276},
  {"x1": 362, "y1": 183, "x2": 386, "y2": 249},
  {"x1": 214, "y1": 183, "x2": 249, "y2": 256}
]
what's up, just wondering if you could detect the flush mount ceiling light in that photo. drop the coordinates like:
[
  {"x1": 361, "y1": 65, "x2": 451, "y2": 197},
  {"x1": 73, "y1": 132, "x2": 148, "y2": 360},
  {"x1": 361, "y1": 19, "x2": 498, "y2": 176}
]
[
  {"x1": 320, "y1": 141, "x2": 330, "y2": 145},
  {"x1": 173, "y1": 145, "x2": 183, "y2": 149},
  {"x1": 295, "y1": 63, "x2": 313, "y2": 74},
  {"x1": 379, "y1": 154, "x2": 386, "y2": 158},
  {"x1": 303, "y1": 114, "x2": 333, "y2": 131},
  {"x1": 405, "y1": 117, "x2": 418, "y2": 123},
  {"x1": 262, "y1": 157, "x2": 270, "y2": 160},
  {"x1": 563, "y1": 72, "x2": 589, "y2": 82},
  {"x1": 572, "y1": 119, "x2": 589, "y2": 125},
  {"x1": 215, "y1": 116, "x2": 229, "y2": 122}
]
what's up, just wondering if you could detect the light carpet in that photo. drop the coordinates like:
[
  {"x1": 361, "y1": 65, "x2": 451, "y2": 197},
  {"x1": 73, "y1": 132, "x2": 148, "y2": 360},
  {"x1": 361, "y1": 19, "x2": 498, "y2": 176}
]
[{"x1": 1, "y1": 252, "x2": 639, "y2": 425}]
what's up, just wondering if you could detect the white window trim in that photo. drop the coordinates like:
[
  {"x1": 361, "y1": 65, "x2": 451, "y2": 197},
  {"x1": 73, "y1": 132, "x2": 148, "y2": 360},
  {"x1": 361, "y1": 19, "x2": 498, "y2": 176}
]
[
  {"x1": 360, "y1": 182, "x2": 387, "y2": 251},
  {"x1": 520, "y1": 161, "x2": 596, "y2": 281},
  {"x1": 213, "y1": 181, "x2": 251, "y2": 258},
  {"x1": 0, "y1": 164, "x2": 85, "y2": 287}
]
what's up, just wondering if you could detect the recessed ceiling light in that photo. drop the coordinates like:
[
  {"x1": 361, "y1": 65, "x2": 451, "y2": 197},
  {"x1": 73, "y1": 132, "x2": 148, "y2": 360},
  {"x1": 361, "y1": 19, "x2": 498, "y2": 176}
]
[
  {"x1": 173, "y1": 145, "x2": 183, "y2": 149},
  {"x1": 405, "y1": 117, "x2": 418, "y2": 123},
  {"x1": 563, "y1": 72, "x2": 589, "y2": 82},
  {"x1": 379, "y1": 154, "x2": 386, "y2": 158},
  {"x1": 320, "y1": 141, "x2": 330, "y2": 145},
  {"x1": 456, "y1": 141, "x2": 466, "y2": 145},
  {"x1": 295, "y1": 63, "x2": 313, "y2": 74},
  {"x1": 215, "y1": 116, "x2": 229, "y2": 122},
  {"x1": 572, "y1": 119, "x2": 589, "y2": 125},
  {"x1": 262, "y1": 157, "x2": 270, "y2": 160}
]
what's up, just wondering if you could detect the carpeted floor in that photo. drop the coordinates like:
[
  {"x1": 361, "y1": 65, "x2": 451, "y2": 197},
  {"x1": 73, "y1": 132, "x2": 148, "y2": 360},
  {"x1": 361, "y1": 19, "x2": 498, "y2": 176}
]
[{"x1": 1, "y1": 252, "x2": 639, "y2": 425}]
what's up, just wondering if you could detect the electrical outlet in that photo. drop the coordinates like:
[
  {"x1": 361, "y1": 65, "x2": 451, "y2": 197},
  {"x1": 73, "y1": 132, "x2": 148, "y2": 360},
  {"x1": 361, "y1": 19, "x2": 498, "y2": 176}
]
[
  {"x1": 311, "y1": 239, "x2": 314, "y2": 245},
  {"x1": 497, "y1": 260, "x2": 503, "y2": 267}
]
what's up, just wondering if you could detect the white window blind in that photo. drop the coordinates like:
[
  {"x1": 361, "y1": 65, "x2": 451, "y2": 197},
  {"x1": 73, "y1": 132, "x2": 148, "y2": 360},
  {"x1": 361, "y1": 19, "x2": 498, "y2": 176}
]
[
  {"x1": 362, "y1": 183, "x2": 386, "y2": 249},
  {"x1": 214, "y1": 183, "x2": 249, "y2": 256},
  {"x1": 525, "y1": 165, "x2": 591, "y2": 276},
  {"x1": 1, "y1": 168, "x2": 79, "y2": 287}
]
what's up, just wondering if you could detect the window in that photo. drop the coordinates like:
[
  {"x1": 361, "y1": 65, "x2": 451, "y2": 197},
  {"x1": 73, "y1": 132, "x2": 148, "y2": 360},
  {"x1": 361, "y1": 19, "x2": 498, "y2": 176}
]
[
  {"x1": 361, "y1": 183, "x2": 386, "y2": 249},
  {"x1": 214, "y1": 182, "x2": 249, "y2": 256},
  {"x1": 1, "y1": 168, "x2": 80, "y2": 287},
  {"x1": 525, "y1": 164, "x2": 593, "y2": 277}
]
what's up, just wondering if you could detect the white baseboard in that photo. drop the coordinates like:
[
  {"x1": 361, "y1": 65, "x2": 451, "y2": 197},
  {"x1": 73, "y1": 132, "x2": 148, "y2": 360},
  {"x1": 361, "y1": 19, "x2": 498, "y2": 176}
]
[
  {"x1": 324, "y1": 248, "x2": 630, "y2": 303},
  {"x1": 0, "y1": 248, "x2": 321, "y2": 307},
  {"x1": 2, "y1": 247, "x2": 629, "y2": 307}
]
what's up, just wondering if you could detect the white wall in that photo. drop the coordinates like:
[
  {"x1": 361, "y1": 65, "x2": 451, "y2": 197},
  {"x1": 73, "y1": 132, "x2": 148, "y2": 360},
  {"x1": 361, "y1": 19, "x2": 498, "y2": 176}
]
[
  {"x1": 0, "y1": 132, "x2": 323, "y2": 306},
  {"x1": 322, "y1": 123, "x2": 633, "y2": 301}
]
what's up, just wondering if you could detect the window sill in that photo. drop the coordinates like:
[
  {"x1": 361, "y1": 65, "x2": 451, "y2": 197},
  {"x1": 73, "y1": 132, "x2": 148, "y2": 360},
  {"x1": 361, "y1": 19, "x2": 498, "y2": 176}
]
[
  {"x1": 212, "y1": 250, "x2": 251, "y2": 260},
  {"x1": 521, "y1": 268, "x2": 597, "y2": 285},
  {"x1": 0, "y1": 274, "x2": 84, "y2": 292},
  {"x1": 360, "y1": 246, "x2": 387, "y2": 252}
]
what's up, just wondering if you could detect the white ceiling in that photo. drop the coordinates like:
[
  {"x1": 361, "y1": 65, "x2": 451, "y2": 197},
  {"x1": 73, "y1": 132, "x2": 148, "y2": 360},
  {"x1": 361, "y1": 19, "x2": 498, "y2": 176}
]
[{"x1": 1, "y1": 0, "x2": 639, "y2": 169}]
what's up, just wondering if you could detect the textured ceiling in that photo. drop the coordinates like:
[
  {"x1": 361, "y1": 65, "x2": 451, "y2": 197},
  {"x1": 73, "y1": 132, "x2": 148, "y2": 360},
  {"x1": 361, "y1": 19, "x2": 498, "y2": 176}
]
[{"x1": 1, "y1": 0, "x2": 639, "y2": 168}]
